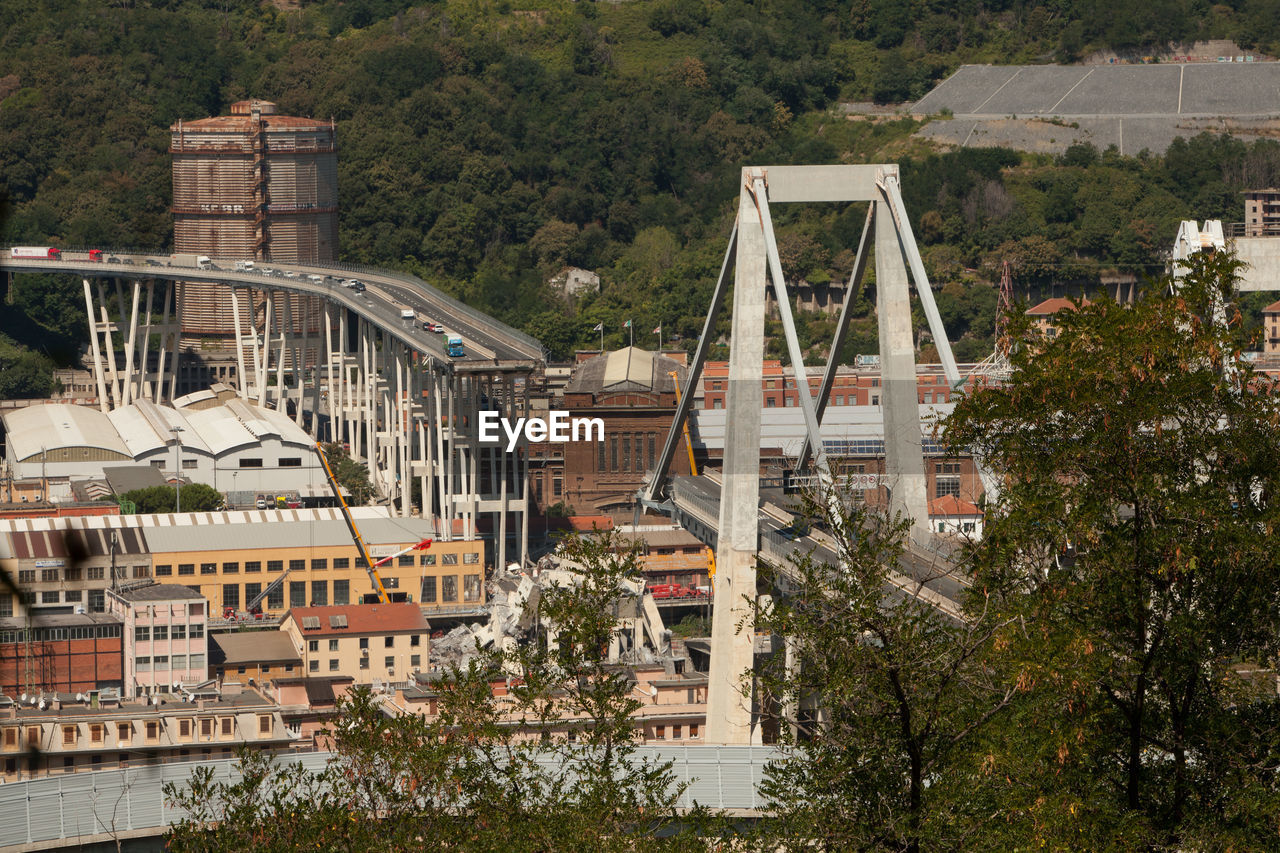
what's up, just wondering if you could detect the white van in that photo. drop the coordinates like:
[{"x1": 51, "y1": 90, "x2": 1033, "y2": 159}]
[
  {"x1": 307, "y1": 274, "x2": 324, "y2": 285},
  {"x1": 235, "y1": 260, "x2": 255, "y2": 272}
]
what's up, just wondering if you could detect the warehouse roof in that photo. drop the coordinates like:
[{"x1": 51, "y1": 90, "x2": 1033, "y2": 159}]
[
  {"x1": 140, "y1": 515, "x2": 437, "y2": 553},
  {"x1": 3, "y1": 405, "x2": 131, "y2": 462},
  {"x1": 111, "y1": 583, "x2": 206, "y2": 602}
]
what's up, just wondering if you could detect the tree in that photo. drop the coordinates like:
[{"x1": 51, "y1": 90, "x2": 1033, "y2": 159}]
[
  {"x1": 320, "y1": 442, "x2": 375, "y2": 506},
  {"x1": 752, "y1": 495, "x2": 1013, "y2": 852},
  {"x1": 944, "y1": 250, "x2": 1280, "y2": 847},
  {"x1": 119, "y1": 483, "x2": 223, "y2": 514}
]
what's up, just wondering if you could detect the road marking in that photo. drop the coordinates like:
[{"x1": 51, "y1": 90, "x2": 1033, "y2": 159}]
[
  {"x1": 972, "y1": 67, "x2": 1022, "y2": 114},
  {"x1": 1178, "y1": 64, "x2": 1184, "y2": 114},
  {"x1": 1047, "y1": 67, "x2": 1094, "y2": 114}
]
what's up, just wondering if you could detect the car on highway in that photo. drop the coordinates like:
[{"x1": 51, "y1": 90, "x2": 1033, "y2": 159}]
[
  {"x1": 423, "y1": 321, "x2": 444, "y2": 333},
  {"x1": 282, "y1": 270, "x2": 298, "y2": 279}
]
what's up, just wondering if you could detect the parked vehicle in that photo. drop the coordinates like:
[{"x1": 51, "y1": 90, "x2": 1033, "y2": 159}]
[{"x1": 10, "y1": 246, "x2": 61, "y2": 260}]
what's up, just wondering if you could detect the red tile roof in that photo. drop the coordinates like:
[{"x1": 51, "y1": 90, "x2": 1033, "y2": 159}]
[
  {"x1": 1262, "y1": 300, "x2": 1280, "y2": 314},
  {"x1": 928, "y1": 496, "x2": 983, "y2": 516},
  {"x1": 283, "y1": 603, "x2": 428, "y2": 637},
  {"x1": 1026, "y1": 297, "x2": 1088, "y2": 316}
]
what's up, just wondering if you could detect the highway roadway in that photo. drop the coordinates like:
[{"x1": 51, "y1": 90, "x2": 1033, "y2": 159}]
[
  {"x1": 0, "y1": 250, "x2": 544, "y2": 369},
  {"x1": 670, "y1": 474, "x2": 970, "y2": 621}
]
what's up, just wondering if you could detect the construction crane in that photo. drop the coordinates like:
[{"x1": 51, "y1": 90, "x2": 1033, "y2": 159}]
[
  {"x1": 314, "y1": 443, "x2": 431, "y2": 605},
  {"x1": 668, "y1": 371, "x2": 716, "y2": 590}
]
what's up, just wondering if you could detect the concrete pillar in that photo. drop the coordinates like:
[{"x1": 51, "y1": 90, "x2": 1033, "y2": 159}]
[
  {"x1": 82, "y1": 279, "x2": 110, "y2": 413},
  {"x1": 707, "y1": 174, "x2": 767, "y2": 745},
  {"x1": 875, "y1": 198, "x2": 931, "y2": 541}
]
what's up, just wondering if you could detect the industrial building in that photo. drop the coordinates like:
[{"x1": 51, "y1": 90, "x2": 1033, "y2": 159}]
[
  {"x1": 170, "y1": 98, "x2": 337, "y2": 341},
  {"x1": 0, "y1": 613, "x2": 123, "y2": 698},
  {"x1": 1, "y1": 398, "x2": 326, "y2": 496}
]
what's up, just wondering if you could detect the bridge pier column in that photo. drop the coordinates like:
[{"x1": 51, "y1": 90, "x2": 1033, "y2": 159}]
[{"x1": 82, "y1": 279, "x2": 110, "y2": 413}]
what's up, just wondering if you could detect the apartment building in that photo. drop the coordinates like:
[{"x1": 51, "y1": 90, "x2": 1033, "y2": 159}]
[
  {"x1": 0, "y1": 688, "x2": 298, "y2": 781},
  {"x1": 106, "y1": 584, "x2": 209, "y2": 698},
  {"x1": 281, "y1": 603, "x2": 429, "y2": 685}
]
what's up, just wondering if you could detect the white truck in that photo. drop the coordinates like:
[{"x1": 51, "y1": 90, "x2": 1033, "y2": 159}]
[
  {"x1": 400, "y1": 309, "x2": 416, "y2": 321},
  {"x1": 170, "y1": 253, "x2": 212, "y2": 269},
  {"x1": 234, "y1": 260, "x2": 255, "y2": 272}
]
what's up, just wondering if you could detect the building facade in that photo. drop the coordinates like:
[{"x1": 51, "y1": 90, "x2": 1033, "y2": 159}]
[
  {"x1": 106, "y1": 584, "x2": 209, "y2": 698},
  {"x1": 281, "y1": 603, "x2": 429, "y2": 685},
  {"x1": 0, "y1": 614, "x2": 123, "y2": 697}
]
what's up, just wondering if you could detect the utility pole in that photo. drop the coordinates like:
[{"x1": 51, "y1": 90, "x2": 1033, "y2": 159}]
[{"x1": 170, "y1": 426, "x2": 185, "y2": 513}]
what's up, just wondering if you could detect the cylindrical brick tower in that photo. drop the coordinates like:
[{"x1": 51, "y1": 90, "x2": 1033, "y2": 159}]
[{"x1": 170, "y1": 99, "x2": 337, "y2": 340}]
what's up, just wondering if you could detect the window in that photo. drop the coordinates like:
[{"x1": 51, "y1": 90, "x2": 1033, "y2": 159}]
[
  {"x1": 63, "y1": 726, "x2": 77, "y2": 746},
  {"x1": 17, "y1": 570, "x2": 34, "y2": 584},
  {"x1": 190, "y1": 653, "x2": 205, "y2": 669},
  {"x1": 245, "y1": 561, "x2": 261, "y2": 573},
  {"x1": 258, "y1": 716, "x2": 271, "y2": 735},
  {"x1": 41, "y1": 591, "x2": 59, "y2": 603},
  {"x1": 936, "y1": 462, "x2": 961, "y2": 475},
  {"x1": 177, "y1": 563, "x2": 195, "y2": 576},
  {"x1": 333, "y1": 558, "x2": 350, "y2": 570},
  {"x1": 135, "y1": 626, "x2": 150, "y2": 642},
  {"x1": 410, "y1": 654, "x2": 421, "y2": 668},
  {"x1": 464, "y1": 575, "x2": 481, "y2": 602},
  {"x1": 655, "y1": 725, "x2": 665, "y2": 741},
  {"x1": 153, "y1": 625, "x2": 168, "y2": 641},
  {"x1": 397, "y1": 554, "x2": 413, "y2": 567},
  {"x1": 41, "y1": 569, "x2": 59, "y2": 583},
  {"x1": 190, "y1": 623, "x2": 204, "y2": 639},
  {"x1": 137, "y1": 656, "x2": 151, "y2": 672},
  {"x1": 329, "y1": 659, "x2": 340, "y2": 671},
  {"x1": 359, "y1": 638, "x2": 369, "y2": 650},
  {"x1": 179, "y1": 720, "x2": 191, "y2": 738},
  {"x1": 3, "y1": 728, "x2": 14, "y2": 748},
  {"x1": 117, "y1": 723, "x2": 130, "y2": 743},
  {"x1": 0, "y1": 594, "x2": 9, "y2": 618},
  {"x1": 311, "y1": 558, "x2": 328, "y2": 570},
  {"x1": 410, "y1": 634, "x2": 420, "y2": 647},
  {"x1": 290, "y1": 581, "x2": 307, "y2": 609},
  {"x1": 239, "y1": 458, "x2": 263, "y2": 468},
  {"x1": 311, "y1": 581, "x2": 328, "y2": 606},
  {"x1": 329, "y1": 639, "x2": 339, "y2": 652},
  {"x1": 201, "y1": 563, "x2": 217, "y2": 575},
  {"x1": 689, "y1": 724, "x2": 699, "y2": 739},
  {"x1": 384, "y1": 656, "x2": 395, "y2": 670},
  {"x1": 360, "y1": 657, "x2": 369, "y2": 669},
  {"x1": 442, "y1": 553, "x2": 458, "y2": 566},
  {"x1": 87, "y1": 567, "x2": 104, "y2": 580},
  {"x1": 223, "y1": 584, "x2": 240, "y2": 610},
  {"x1": 442, "y1": 576, "x2": 458, "y2": 603},
  {"x1": 935, "y1": 478, "x2": 961, "y2": 498},
  {"x1": 222, "y1": 562, "x2": 239, "y2": 574},
  {"x1": 384, "y1": 636, "x2": 394, "y2": 648},
  {"x1": 221, "y1": 718, "x2": 232, "y2": 736},
  {"x1": 155, "y1": 564, "x2": 172, "y2": 576},
  {"x1": 610, "y1": 436, "x2": 618, "y2": 471},
  {"x1": 172, "y1": 654, "x2": 187, "y2": 670},
  {"x1": 279, "y1": 457, "x2": 302, "y2": 467},
  {"x1": 172, "y1": 624, "x2": 186, "y2": 640},
  {"x1": 334, "y1": 580, "x2": 349, "y2": 605},
  {"x1": 89, "y1": 590, "x2": 105, "y2": 613},
  {"x1": 420, "y1": 554, "x2": 436, "y2": 566},
  {"x1": 65, "y1": 567, "x2": 82, "y2": 581},
  {"x1": 267, "y1": 584, "x2": 283, "y2": 610},
  {"x1": 421, "y1": 577, "x2": 436, "y2": 603},
  {"x1": 463, "y1": 552, "x2": 480, "y2": 565},
  {"x1": 267, "y1": 560, "x2": 283, "y2": 573},
  {"x1": 308, "y1": 639, "x2": 319, "y2": 653},
  {"x1": 201, "y1": 719, "x2": 212, "y2": 737},
  {"x1": 309, "y1": 659, "x2": 319, "y2": 672},
  {"x1": 154, "y1": 655, "x2": 170, "y2": 671},
  {"x1": 134, "y1": 566, "x2": 151, "y2": 578}
]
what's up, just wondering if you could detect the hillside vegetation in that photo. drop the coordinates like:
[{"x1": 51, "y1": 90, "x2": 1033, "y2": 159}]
[{"x1": 4, "y1": 0, "x2": 1280, "y2": 382}]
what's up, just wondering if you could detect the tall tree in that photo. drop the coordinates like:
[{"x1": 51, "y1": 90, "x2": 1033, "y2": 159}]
[{"x1": 945, "y1": 250, "x2": 1280, "y2": 847}]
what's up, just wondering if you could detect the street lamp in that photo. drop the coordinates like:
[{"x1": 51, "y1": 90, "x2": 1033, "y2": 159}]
[{"x1": 170, "y1": 426, "x2": 185, "y2": 513}]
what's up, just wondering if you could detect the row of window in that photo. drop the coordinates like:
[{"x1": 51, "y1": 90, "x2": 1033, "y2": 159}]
[
  {"x1": 136, "y1": 653, "x2": 206, "y2": 671},
  {"x1": 222, "y1": 579, "x2": 352, "y2": 611},
  {"x1": 153, "y1": 552, "x2": 479, "y2": 578},
  {"x1": 420, "y1": 574, "x2": 483, "y2": 604},
  {"x1": 3, "y1": 715, "x2": 270, "y2": 750},
  {"x1": 0, "y1": 624, "x2": 122, "y2": 643},
  {"x1": 307, "y1": 635, "x2": 423, "y2": 653},
  {"x1": 597, "y1": 433, "x2": 658, "y2": 475},
  {"x1": 134, "y1": 624, "x2": 205, "y2": 642},
  {"x1": 16, "y1": 566, "x2": 146, "y2": 584},
  {"x1": 307, "y1": 654, "x2": 421, "y2": 673}
]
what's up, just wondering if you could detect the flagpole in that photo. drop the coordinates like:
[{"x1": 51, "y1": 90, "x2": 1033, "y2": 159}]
[
  {"x1": 600, "y1": 326, "x2": 604, "y2": 352},
  {"x1": 629, "y1": 324, "x2": 633, "y2": 348}
]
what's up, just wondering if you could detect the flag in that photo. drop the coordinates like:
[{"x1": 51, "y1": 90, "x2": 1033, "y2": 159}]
[
  {"x1": 653, "y1": 325, "x2": 662, "y2": 334},
  {"x1": 624, "y1": 319, "x2": 632, "y2": 328},
  {"x1": 592, "y1": 323, "x2": 603, "y2": 332}
]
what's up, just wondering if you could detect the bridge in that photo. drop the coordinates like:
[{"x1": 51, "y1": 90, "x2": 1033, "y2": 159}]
[
  {"x1": 0, "y1": 251, "x2": 544, "y2": 567},
  {"x1": 0, "y1": 746, "x2": 781, "y2": 851}
]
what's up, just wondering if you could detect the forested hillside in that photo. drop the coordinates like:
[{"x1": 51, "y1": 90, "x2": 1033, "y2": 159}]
[{"x1": 4, "y1": 0, "x2": 1280, "y2": 383}]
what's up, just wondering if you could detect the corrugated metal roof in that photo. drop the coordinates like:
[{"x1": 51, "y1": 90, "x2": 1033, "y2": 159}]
[
  {"x1": 140, "y1": 515, "x2": 437, "y2": 553},
  {"x1": 3, "y1": 405, "x2": 131, "y2": 461},
  {"x1": 690, "y1": 403, "x2": 956, "y2": 455}
]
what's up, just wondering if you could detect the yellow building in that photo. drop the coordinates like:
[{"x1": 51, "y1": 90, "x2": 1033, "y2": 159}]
[
  {"x1": 280, "y1": 603, "x2": 429, "y2": 685},
  {"x1": 139, "y1": 508, "x2": 485, "y2": 617}
]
